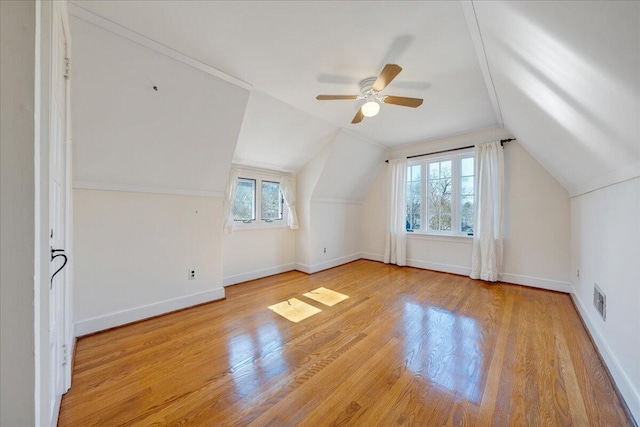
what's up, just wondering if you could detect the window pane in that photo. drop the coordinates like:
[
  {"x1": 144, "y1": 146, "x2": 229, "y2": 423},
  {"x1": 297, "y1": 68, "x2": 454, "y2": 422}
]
[
  {"x1": 233, "y1": 178, "x2": 255, "y2": 220},
  {"x1": 429, "y1": 163, "x2": 439, "y2": 180},
  {"x1": 461, "y1": 176, "x2": 474, "y2": 196},
  {"x1": 406, "y1": 179, "x2": 421, "y2": 231},
  {"x1": 461, "y1": 196, "x2": 474, "y2": 234},
  {"x1": 411, "y1": 165, "x2": 421, "y2": 181},
  {"x1": 261, "y1": 181, "x2": 282, "y2": 220},
  {"x1": 461, "y1": 157, "x2": 474, "y2": 176},
  {"x1": 441, "y1": 160, "x2": 452, "y2": 178},
  {"x1": 427, "y1": 160, "x2": 452, "y2": 232}
]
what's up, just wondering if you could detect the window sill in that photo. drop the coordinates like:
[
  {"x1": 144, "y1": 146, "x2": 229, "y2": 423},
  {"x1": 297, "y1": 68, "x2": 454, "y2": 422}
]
[
  {"x1": 406, "y1": 232, "x2": 473, "y2": 244},
  {"x1": 232, "y1": 221, "x2": 289, "y2": 232}
]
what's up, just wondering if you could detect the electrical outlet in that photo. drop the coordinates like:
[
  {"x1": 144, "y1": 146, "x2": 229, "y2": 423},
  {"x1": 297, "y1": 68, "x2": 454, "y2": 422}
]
[
  {"x1": 188, "y1": 269, "x2": 196, "y2": 280},
  {"x1": 577, "y1": 268, "x2": 580, "y2": 278},
  {"x1": 323, "y1": 247, "x2": 327, "y2": 254}
]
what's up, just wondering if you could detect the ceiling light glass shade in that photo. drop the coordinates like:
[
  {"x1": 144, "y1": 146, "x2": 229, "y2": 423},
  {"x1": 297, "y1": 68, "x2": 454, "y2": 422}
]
[{"x1": 361, "y1": 100, "x2": 380, "y2": 117}]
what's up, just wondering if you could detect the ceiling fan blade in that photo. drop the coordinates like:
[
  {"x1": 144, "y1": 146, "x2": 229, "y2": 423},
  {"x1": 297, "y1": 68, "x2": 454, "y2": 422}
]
[
  {"x1": 351, "y1": 109, "x2": 364, "y2": 124},
  {"x1": 372, "y1": 64, "x2": 402, "y2": 92},
  {"x1": 383, "y1": 95, "x2": 423, "y2": 108},
  {"x1": 316, "y1": 95, "x2": 359, "y2": 100}
]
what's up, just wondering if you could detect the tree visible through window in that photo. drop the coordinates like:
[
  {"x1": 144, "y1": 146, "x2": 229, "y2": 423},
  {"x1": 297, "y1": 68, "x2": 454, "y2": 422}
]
[
  {"x1": 406, "y1": 152, "x2": 475, "y2": 235},
  {"x1": 232, "y1": 175, "x2": 285, "y2": 224},
  {"x1": 232, "y1": 178, "x2": 255, "y2": 221},
  {"x1": 407, "y1": 165, "x2": 421, "y2": 231},
  {"x1": 261, "y1": 181, "x2": 282, "y2": 221}
]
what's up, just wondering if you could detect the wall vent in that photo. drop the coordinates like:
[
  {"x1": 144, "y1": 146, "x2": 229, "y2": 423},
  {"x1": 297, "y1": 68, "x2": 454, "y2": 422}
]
[{"x1": 593, "y1": 283, "x2": 606, "y2": 321}]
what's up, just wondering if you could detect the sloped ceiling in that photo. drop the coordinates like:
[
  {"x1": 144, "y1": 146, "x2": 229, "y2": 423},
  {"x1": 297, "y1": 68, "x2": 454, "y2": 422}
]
[
  {"x1": 71, "y1": 15, "x2": 249, "y2": 194},
  {"x1": 233, "y1": 91, "x2": 337, "y2": 173},
  {"x1": 472, "y1": 1, "x2": 640, "y2": 195},
  {"x1": 312, "y1": 130, "x2": 387, "y2": 201},
  {"x1": 69, "y1": 1, "x2": 639, "y2": 191},
  {"x1": 70, "y1": 0, "x2": 498, "y2": 172}
]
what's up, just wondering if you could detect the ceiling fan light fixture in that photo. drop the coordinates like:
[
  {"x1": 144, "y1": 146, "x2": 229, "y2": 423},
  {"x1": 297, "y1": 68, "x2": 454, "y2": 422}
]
[{"x1": 361, "y1": 100, "x2": 380, "y2": 117}]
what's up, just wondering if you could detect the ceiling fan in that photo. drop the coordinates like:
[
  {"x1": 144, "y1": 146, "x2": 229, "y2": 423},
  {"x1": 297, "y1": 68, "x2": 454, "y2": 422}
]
[{"x1": 316, "y1": 64, "x2": 423, "y2": 124}]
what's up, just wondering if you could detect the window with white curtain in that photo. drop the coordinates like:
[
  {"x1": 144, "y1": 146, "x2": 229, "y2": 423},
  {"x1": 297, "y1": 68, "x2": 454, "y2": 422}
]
[
  {"x1": 406, "y1": 150, "x2": 475, "y2": 236},
  {"x1": 232, "y1": 172, "x2": 287, "y2": 227}
]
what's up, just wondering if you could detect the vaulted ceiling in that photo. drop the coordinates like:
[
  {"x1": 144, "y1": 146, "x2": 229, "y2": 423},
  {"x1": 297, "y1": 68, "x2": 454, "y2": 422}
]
[{"x1": 70, "y1": 0, "x2": 639, "y2": 194}]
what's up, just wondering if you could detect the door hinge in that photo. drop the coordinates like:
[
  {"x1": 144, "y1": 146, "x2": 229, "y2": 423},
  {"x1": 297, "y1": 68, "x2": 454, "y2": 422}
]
[
  {"x1": 62, "y1": 344, "x2": 68, "y2": 365},
  {"x1": 64, "y1": 57, "x2": 70, "y2": 79}
]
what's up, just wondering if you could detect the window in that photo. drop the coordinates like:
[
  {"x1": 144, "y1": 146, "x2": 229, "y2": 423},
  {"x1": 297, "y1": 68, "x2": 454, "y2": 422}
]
[
  {"x1": 406, "y1": 151, "x2": 475, "y2": 236},
  {"x1": 232, "y1": 174, "x2": 284, "y2": 225}
]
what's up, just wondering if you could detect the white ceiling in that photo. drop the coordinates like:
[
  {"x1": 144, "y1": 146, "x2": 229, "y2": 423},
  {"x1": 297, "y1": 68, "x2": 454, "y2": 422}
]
[
  {"x1": 474, "y1": 1, "x2": 639, "y2": 194},
  {"x1": 70, "y1": 1, "x2": 498, "y2": 150},
  {"x1": 70, "y1": 1, "x2": 639, "y2": 191}
]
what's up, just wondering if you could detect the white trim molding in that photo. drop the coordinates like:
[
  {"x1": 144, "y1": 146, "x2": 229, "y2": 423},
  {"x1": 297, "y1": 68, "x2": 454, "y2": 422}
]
[
  {"x1": 571, "y1": 286, "x2": 640, "y2": 422},
  {"x1": 297, "y1": 253, "x2": 363, "y2": 274},
  {"x1": 569, "y1": 162, "x2": 640, "y2": 198},
  {"x1": 460, "y1": 1, "x2": 503, "y2": 126},
  {"x1": 68, "y1": 3, "x2": 251, "y2": 91},
  {"x1": 499, "y1": 272, "x2": 572, "y2": 293},
  {"x1": 223, "y1": 263, "x2": 296, "y2": 287},
  {"x1": 407, "y1": 259, "x2": 472, "y2": 277},
  {"x1": 361, "y1": 252, "x2": 384, "y2": 262},
  {"x1": 73, "y1": 180, "x2": 225, "y2": 198},
  {"x1": 74, "y1": 287, "x2": 225, "y2": 337}
]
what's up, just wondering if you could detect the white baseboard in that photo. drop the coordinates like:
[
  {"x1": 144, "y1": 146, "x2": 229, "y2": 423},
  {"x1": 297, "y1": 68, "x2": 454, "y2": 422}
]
[
  {"x1": 297, "y1": 253, "x2": 363, "y2": 274},
  {"x1": 295, "y1": 262, "x2": 311, "y2": 274},
  {"x1": 407, "y1": 259, "x2": 472, "y2": 277},
  {"x1": 570, "y1": 286, "x2": 640, "y2": 423},
  {"x1": 362, "y1": 252, "x2": 384, "y2": 262},
  {"x1": 223, "y1": 263, "x2": 295, "y2": 286},
  {"x1": 74, "y1": 287, "x2": 225, "y2": 337},
  {"x1": 499, "y1": 272, "x2": 572, "y2": 293}
]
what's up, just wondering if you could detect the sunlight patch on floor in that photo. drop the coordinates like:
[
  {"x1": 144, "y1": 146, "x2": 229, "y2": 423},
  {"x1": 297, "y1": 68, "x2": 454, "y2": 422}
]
[
  {"x1": 268, "y1": 298, "x2": 322, "y2": 322},
  {"x1": 303, "y1": 287, "x2": 349, "y2": 307}
]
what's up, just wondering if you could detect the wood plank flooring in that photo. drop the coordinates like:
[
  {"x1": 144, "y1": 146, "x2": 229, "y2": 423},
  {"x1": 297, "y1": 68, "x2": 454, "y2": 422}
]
[{"x1": 58, "y1": 260, "x2": 633, "y2": 426}]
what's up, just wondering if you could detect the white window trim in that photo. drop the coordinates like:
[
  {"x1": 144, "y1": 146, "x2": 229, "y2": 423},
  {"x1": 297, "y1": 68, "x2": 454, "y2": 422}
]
[
  {"x1": 232, "y1": 168, "x2": 289, "y2": 231},
  {"x1": 407, "y1": 148, "x2": 475, "y2": 238}
]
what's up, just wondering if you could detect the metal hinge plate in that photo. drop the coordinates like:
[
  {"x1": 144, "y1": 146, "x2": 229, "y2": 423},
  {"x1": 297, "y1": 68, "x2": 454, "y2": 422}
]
[{"x1": 64, "y1": 57, "x2": 70, "y2": 79}]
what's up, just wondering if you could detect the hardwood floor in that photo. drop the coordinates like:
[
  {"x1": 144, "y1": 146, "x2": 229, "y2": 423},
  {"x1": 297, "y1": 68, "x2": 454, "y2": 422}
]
[{"x1": 59, "y1": 260, "x2": 633, "y2": 426}]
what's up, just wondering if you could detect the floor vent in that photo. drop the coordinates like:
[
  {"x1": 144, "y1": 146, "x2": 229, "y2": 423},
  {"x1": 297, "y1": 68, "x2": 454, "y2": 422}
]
[{"x1": 593, "y1": 283, "x2": 606, "y2": 321}]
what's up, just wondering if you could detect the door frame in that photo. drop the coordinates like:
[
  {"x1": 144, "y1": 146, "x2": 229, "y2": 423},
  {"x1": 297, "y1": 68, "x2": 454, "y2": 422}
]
[{"x1": 35, "y1": 1, "x2": 74, "y2": 425}]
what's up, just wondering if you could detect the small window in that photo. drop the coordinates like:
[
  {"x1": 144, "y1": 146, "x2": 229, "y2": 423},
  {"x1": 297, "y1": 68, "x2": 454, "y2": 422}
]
[
  {"x1": 261, "y1": 181, "x2": 283, "y2": 221},
  {"x1": 231, "y1": 171, "x2": 288, "y2": 227},
  {"x1": 233, "y1": 178, "x2": 256, "y2": 221}
]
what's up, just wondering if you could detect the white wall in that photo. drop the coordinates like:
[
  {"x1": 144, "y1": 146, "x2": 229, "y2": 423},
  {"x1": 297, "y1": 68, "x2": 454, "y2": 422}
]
[
  {"x1": 295, "y1": 138, "x2": 334, "y2": 269},
  {"x1": 362, "y1": 127, "x2": 571, "y2": 291},
  {"x1": 308, "y1": 201, "x2": 362, "y2": 272},
  {"x1": 223, "y1": 228, "x2": 296, "y2": 286},
  {"x1": 71, "y1": 16, "x2": 249, "y2": 195},
  {"x1": 0, "y1": 1, "x2": 36, "y2": 423},
  {"x1": 295, "y1": 129, "x2": 386, "y2": 273},
  {"x1": 570, "y1": 177, "x2": 640, "y2": 420},
  {"x1": 73, "y1": 190, "x2": 224, "y2": 334},
  {"x1": 70, "y1": 15, "x2": 249, "y2": 334}
]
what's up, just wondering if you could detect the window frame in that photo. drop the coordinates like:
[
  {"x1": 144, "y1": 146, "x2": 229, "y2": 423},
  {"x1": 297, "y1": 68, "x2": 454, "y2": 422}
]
[
  {"x1": 407, "y1": 149, "x2": 475, "y2": 237},
  {"x1": 232, "y1": 170, "x2": 288, "y2": 230}
]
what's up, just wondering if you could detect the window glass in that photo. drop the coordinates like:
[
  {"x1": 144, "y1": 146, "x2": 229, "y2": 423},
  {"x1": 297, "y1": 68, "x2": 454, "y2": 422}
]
[
  {"x1": 233, "y1": 178, "x2": 255, "y2": 221},
  {"x1": 409, "y1": 154, "x2": 474, "y2": 235},
  {"x1": 406, "y1": 164, "x2": 421, "y2": 231},
  {"x1": 428, "y1": 160, "x2": 452, "y2": 231},
  {"x1": 261, "y1": 181, "x2": 282, "y2": 221},
  {"x1": 460, "y1": 157, "x2": 474, "y2": 234}
]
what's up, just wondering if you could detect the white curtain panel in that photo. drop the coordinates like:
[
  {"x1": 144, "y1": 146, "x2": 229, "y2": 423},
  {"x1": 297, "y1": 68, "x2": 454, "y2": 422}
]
[
  {"x1": 384, "y1": 158, "x2": 408, "y2": 266},
  {"x1": 280, "y1": 176, "x2": 299, "y2": 230},
  {"x1": 223, "y1": 168, "x2": 240, "y2": 234},
  {"x1": 470, "y1": 141, "x2": 504, "y2": 282}
]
